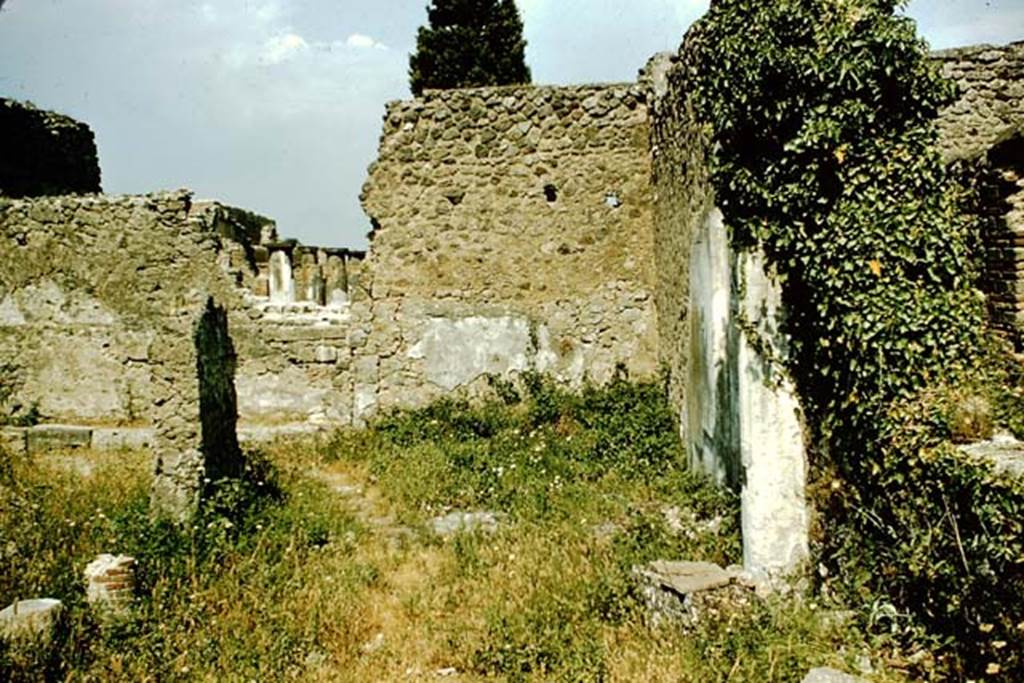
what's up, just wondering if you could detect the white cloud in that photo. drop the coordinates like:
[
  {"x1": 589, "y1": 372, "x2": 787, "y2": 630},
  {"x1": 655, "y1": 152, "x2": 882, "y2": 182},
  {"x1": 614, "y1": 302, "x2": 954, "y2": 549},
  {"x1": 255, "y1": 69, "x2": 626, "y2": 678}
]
[
  {"x1": 261, "y1": 32, "x2": 310, "y2": 64},
  {"x1": 345, "y1": 33, "x2": 388, "y2": 50}
]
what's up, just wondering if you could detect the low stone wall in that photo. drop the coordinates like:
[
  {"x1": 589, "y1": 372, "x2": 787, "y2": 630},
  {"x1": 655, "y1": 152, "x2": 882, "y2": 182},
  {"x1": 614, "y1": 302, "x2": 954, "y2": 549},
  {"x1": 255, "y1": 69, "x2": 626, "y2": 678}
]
[{"x1": 0, "y1": 98, "x2": 101, "y2": 198}]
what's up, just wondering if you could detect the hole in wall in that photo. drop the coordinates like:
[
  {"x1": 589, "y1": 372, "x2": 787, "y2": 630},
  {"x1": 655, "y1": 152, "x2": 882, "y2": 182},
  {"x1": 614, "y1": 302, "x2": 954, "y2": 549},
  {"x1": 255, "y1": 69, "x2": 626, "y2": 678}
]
[
  {"x1": 543, "y1": 184, "x2": 558, "y2": 202},
  {"x1": 604, "y1": 191, "x2": 622, "y2": 208}
]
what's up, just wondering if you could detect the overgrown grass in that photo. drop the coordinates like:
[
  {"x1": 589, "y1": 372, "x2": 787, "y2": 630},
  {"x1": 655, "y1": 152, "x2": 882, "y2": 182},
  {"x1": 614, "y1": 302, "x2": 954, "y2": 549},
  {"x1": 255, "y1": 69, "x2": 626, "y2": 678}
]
[{"x1": 2, "y1": 378, "x2": 905, "y2": 681}]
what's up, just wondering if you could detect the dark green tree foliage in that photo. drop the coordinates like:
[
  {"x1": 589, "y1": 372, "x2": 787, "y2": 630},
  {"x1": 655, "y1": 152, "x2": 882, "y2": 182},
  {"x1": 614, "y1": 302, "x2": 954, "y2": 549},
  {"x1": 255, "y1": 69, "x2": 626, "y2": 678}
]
[
  {"x1": 409, "y1": 0, "x2": 531, "y2": 96},
  {"x1": 686, "y1": 0, "x2": 1024, "y2": 676}
]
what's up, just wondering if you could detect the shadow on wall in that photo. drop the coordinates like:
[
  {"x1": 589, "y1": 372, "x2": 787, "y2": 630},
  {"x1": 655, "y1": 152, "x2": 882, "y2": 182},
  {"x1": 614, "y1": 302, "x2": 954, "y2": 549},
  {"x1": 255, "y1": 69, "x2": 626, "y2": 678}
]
[
  {"x1": 976, "y1": 132, "x2": 1024, "y2": 344},
  {"x1": 194, "y1": 298, "x2": 244, "y2": 486}
]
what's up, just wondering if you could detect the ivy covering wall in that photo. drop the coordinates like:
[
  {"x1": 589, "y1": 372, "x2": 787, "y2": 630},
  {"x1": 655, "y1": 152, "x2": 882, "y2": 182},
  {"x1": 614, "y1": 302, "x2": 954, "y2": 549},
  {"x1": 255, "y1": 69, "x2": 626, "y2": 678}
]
[{"x1": 681, "y1": 0, "x2": 1024, "y2": 677}]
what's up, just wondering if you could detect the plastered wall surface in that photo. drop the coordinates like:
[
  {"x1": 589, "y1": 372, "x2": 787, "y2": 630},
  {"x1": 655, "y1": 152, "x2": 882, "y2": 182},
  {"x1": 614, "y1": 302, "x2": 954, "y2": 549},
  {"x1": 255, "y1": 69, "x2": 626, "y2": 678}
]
[{"x1": 359, "y1": 83, "x2": 661, "y2": 414}]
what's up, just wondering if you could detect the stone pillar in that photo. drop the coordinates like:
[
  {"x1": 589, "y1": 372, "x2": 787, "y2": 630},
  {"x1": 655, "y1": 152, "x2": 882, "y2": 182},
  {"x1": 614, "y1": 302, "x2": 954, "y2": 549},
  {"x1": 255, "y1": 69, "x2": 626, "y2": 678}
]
[
  {"x1": 84, "y1": 554, "x2": 136, "y2": 617},
  {"x1": 150, "y1": 296, "x2": 244, "y2": 521},
  {"x1": 324, "y1": 253, "x2": 349, "y2": 305},
  {"x1": 687, "y1": 207, "x2": 809, "y2": 585},
  {"x1": 310, "y1": 267, "x2": 326, "y2": 306},
  {"x1": 735, "y1": 249, "x2": 810, "y2": 582},
  {"x1": 293, "y1": 250, "x2": 316, "y2": 303},
  {"x1": 269, "y1": 250, "x2": 294, "y2": 304}
]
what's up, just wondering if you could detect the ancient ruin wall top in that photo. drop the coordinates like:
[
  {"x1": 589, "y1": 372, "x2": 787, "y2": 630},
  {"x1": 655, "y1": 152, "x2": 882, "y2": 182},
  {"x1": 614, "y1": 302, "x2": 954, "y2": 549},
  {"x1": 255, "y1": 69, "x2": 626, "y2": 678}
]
[{"x1": 0, "y1": 98, "x2": 102, "y2": 198}]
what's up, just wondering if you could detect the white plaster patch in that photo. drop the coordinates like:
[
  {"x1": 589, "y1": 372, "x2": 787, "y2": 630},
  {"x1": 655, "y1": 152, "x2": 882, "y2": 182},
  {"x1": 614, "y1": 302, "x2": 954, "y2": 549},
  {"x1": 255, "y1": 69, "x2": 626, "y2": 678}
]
[
  {"x1": 235, "y1": 366, "x2": 329, "y2": 421},
  {"x1": 0, "y1": 294, "x2": 25, "y2": 326},
  {"x1": 687, "y1": 208, "x2": 735, "y2": 488},
  {"x1": 354, "y1": 385, "x2": 378, "y2": 418},
  {"x1": 687, "y1": 207, "x2": 809, "y2": 585},
  {"x1": 408, "y1": 316, "x2": 533, "y2": 391},
  {"x1": 737, "y1": 250, "x2": 810, "y2": 582},
  {"x1": 533, "y1": 324, "x2": 559, "y2": 375}
]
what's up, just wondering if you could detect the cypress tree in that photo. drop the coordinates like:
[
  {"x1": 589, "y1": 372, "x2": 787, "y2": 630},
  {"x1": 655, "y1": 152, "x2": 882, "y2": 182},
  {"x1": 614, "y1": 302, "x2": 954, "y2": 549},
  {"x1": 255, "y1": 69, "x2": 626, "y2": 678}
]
[{"x1": 409, "y1": 0, "x2": 531, "y2": 96}]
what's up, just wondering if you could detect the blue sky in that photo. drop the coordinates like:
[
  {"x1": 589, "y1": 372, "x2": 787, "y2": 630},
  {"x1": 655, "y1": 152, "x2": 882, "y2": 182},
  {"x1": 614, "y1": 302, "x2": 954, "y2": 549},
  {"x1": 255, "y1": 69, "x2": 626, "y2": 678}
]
[{"x1": 1, "y1": 0, "x2": 1021, "y2": 247}]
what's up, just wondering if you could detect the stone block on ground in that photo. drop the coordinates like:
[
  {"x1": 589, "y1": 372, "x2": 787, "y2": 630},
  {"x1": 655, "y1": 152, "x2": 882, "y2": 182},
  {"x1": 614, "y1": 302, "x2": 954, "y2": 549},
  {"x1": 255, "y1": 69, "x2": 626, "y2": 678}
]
[
  {"x1": 0, "y1": 598, "x2": 63, "y2": 642},
  {"x1": 959, "y1": 432, "x2": 1024, "y2": 479},
  {"x1": 430, "y1": 511, "x2": 502, "y2": 537},
  {"x1": 26, "y1": 424, "x2": 92, "y2": 454},
  {"x1": 801, "y1": 667, "x2": 869, "y2": 683},
  {"x1": 632, "y1": 560, "x2": 753, "y2": 628}
]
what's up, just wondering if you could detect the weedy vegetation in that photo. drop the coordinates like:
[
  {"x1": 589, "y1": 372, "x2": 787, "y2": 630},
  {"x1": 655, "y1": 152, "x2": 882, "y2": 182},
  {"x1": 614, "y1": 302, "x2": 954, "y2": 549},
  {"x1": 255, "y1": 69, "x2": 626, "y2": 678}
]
[{"x1": 2, "y1": 377, "x2": 910, "y2": 681}]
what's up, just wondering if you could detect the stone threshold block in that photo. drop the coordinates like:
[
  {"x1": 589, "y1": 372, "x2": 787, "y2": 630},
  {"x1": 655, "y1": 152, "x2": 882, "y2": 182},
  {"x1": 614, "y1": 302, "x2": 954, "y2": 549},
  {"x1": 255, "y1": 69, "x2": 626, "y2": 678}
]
[{"x1": 632, "y1": 560, "x2": 756, "y2": 629}]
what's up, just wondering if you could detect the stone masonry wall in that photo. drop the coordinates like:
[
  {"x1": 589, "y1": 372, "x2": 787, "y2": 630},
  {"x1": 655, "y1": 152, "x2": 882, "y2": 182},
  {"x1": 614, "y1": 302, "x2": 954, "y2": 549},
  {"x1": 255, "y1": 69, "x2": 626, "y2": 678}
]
[
  {"x1": 4, "y1": 39, "x2": 1021, "y2": 440},
  {"x1": 0, "y1": 192, "x2": 359, "y2": 433},
  {"x1": 933, "y1": 42, "x2": 1024, "y2": 342},
  {"x1": 648, "y1": 50, "x2": 714, "y2": 441},
  {"x1": 0, "y1": 192, "x2": 226, "y2": 426},
  {"x1": 359, "y1": 83, "x2": 660, "y2": 415},
  {"x1": 0, "y1": 99, "x2": 101, "y2": 198},
  {"x1": 933, "y1": 42, "x2": 1024, "y2": 162}
]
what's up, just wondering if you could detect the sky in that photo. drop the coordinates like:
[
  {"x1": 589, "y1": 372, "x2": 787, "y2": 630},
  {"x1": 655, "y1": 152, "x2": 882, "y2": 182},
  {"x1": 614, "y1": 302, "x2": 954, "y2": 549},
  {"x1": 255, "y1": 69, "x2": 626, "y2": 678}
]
[{"x1": 0, "y1": 1, "x2": 1021, "y2": 248}]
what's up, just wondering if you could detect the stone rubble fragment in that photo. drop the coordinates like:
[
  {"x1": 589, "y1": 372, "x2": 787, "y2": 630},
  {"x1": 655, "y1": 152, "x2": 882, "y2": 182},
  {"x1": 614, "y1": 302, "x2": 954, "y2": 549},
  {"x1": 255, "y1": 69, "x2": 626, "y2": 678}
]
[
  {"x1": 632, "y1": 560, "x2": 754, "y2": 628},
  {"x1": 801, "y1": 667, "x2": 869, "y2": 683},
  {"x1": 430, "y1": 511, "x2": 503, "y2": 537},
  {"x1": 0, "y1": 598, "x2": 63, "y2": 643},
  {"x1": 84, "y1": 554, "x2": 137, "y2": 615}
]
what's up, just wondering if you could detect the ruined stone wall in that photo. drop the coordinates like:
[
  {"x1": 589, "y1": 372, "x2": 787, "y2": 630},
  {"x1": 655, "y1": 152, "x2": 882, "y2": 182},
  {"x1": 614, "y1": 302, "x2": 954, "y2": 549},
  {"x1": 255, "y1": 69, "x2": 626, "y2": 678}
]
[
  {"x1": 645, "y1": 40, "x2": 1024, "y2": 434},
  {"x1": 932, "y1": 42, "x2": 1024, "y2": 342},
  {"x1": 6, "y1": 39, "x2": 1021, "y2": 439},
  {"x1": 359, "y1": 83, "x2": 659, "y2": 414},
  {"x1": 647, "y1": 51, "x2": 714, "y2": 438},
  {"x1": 933, "y1": 42, "x2": 1024, "y2": 162},
  {"x1": 0, "y1": 192, "x2": 238, "y2": 426},
  {"x1": 0, "y1": 99, "x2": 101, "y2": 198},
  {"x1": 0, "y1": 192, "x2": 360, "y2": 432}
]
